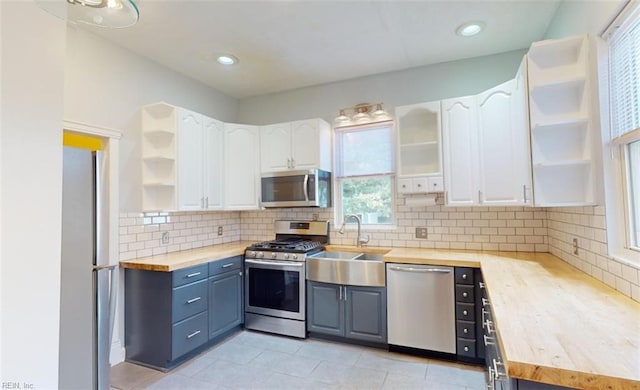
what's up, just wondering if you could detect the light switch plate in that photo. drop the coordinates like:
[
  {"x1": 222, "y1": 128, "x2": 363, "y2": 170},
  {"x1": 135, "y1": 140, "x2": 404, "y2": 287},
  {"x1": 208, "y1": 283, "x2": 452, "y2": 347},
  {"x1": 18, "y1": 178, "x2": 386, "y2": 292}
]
[
  {"x1": 161, "y1": 232, "x2": 169, "y2": 245},
  {"x1": 415, "y1": 227, "x2": 428, "y2": 239},
  {"x1": 218, "y1": 226, "x2": 223, "y2": 236}
]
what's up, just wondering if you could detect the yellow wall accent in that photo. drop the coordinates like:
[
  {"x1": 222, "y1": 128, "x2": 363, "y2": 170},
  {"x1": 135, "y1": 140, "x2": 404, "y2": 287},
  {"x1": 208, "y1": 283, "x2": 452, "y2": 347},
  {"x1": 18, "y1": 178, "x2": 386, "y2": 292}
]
[{"x1": 63, "y1": 132, "x2": 103, "y2": 151}]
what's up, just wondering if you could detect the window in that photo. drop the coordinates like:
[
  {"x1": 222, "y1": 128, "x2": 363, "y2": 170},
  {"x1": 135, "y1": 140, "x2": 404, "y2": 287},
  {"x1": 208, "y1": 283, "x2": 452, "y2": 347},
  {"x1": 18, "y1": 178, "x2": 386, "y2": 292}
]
[
  {"x1": 334, "y1": 123, "x2": 395, "y2": 226},
  {"x1": 604, "y1": 1, "x2": 640, "y2": 263}
]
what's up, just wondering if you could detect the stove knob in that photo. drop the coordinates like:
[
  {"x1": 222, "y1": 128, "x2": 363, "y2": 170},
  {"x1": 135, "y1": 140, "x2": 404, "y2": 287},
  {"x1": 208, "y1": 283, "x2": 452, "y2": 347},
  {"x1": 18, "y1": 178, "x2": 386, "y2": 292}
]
[
  {"x1": 292, "y1": 254, "x2": 298, "y2": 260},
  {"x1": 271, "y1": 252, "x2": 277, "y2": 258},
  {"x1": 257, "y1": 252, "x2": 264, "y2": 258},
  {"x1": 248, "y1": 251, "x2": 256, "y2": 257},
  {"x1": 284, "y1": 253, "x2": 289, "y2": 259}
]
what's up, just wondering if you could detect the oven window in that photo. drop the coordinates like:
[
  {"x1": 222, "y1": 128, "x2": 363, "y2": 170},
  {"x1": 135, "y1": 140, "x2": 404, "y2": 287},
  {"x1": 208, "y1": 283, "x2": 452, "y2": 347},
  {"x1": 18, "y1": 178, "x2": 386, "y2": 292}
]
[
  {"x1": 261, "y1": 175, "x2": 307, "y2": 203},
  {"x1": 248, "y1": 268, "x2": 300, "y2": 312}
]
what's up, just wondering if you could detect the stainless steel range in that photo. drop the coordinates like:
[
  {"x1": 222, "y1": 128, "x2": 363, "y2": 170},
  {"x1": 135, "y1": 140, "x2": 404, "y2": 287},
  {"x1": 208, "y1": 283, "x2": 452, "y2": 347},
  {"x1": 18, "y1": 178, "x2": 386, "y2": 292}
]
[{"x1": 244, "y1": 220, "x2": 329, "y2": 338}]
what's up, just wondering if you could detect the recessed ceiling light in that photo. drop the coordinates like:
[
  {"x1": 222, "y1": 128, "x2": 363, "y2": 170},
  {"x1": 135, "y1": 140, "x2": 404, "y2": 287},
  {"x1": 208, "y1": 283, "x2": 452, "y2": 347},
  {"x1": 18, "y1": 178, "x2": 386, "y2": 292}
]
[
  {"x1": 216, "y1": 55, "x2": 238, "y2": 66},
  {"x1": 456, "y1": 21, "x2": 485, "y2": 37}
]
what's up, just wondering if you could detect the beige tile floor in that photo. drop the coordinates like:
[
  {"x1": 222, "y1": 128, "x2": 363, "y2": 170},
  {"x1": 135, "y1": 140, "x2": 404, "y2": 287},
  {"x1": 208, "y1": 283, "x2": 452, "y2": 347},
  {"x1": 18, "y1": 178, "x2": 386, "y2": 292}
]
[{"x1": 111, "y1": 330, "x2": 485, "y2": 390}]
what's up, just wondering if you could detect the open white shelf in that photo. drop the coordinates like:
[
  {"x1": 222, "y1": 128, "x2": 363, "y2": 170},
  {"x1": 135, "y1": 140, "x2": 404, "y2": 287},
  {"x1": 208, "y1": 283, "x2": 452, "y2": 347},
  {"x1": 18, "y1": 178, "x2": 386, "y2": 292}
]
[
  {"x1": 141, "y1": 102, "x2": 178, "y2": 211},
  {"x1": 527, "y1": 34, "x2": 596, "y2": 207}
]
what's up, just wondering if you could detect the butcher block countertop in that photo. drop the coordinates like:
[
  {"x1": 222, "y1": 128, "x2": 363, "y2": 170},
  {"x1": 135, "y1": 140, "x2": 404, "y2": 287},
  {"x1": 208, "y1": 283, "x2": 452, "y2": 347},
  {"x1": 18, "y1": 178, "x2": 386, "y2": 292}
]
[
  {"x1": 384, "y1": 248, "x2": 640, "y2": 390},
  {"x1": 120, "y1": 243, "x2": 640, "y2": 389},
  {"x1": 119, "y1": 241, "x2": 253, "y2": 271}
]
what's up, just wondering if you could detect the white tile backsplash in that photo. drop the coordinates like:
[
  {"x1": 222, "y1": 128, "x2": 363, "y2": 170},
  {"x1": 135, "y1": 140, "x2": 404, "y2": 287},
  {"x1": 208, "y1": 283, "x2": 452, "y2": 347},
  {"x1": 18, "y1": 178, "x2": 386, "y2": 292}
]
[
  {"x1": 547, "y1": 206, "x2": 640, "y2": 303},
  {"x1": 118, "y1": 197, "x2": 640, "y2": 303}
]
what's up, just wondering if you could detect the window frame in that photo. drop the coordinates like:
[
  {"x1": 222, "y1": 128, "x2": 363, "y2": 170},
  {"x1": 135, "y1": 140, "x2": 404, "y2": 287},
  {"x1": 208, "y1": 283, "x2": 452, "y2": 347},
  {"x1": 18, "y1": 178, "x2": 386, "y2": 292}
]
[
  {"x1": 333, "y1": 121, "x2": 397, "y2": 229},
  {"x1": 601, "y1": 1, "x2": 640, "y2": 266}
]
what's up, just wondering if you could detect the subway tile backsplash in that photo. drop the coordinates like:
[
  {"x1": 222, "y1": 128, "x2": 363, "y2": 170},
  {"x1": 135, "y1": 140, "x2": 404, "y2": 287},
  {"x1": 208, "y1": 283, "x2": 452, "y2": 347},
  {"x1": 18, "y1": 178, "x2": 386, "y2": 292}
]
[
  {"x1": 119, "y1": 211, "x2": 241, "y2": 260},
  {"x1": 119, "y1": 196, "x2": 640, "y2": 303},
  {"x1": 547, "y1": 206, "x2": 640, "y2": 303}
]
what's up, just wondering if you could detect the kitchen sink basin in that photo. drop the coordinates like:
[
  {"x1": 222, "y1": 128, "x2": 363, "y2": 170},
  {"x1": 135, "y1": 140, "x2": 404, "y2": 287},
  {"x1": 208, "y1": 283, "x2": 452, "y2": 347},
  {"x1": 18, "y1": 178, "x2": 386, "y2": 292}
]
[
  {"x1": 353, "y1": 253, "x2": 384, "y2": 261},
  {"x1": 310, "y1": 251, "x2": 360, "y2": 260},
  {"x1": 306, "y1": 251, "x2": 385, "y2": 286}
]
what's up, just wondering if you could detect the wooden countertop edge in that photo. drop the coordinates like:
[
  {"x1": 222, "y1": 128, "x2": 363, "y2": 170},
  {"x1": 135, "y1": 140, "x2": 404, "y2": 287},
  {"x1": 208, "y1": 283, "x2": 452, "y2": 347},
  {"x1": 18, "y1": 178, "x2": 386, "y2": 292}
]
[{"x1": 508, "y1": 361, "x2": 640, "y2": 390}]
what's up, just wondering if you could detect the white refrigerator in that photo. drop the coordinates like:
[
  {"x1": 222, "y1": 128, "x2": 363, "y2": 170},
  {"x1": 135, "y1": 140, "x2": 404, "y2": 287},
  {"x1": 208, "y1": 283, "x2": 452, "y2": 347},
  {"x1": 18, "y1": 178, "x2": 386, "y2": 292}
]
[{"x1": 59, "y1": 146, "x2": 116, "y2": 390}]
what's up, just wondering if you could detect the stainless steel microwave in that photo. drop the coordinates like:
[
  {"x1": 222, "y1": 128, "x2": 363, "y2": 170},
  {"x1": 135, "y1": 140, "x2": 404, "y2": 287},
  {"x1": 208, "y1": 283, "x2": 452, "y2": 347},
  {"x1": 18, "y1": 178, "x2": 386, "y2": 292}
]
[{"x1": 261, "y1": 169, "x2": 332, "y2": 208}]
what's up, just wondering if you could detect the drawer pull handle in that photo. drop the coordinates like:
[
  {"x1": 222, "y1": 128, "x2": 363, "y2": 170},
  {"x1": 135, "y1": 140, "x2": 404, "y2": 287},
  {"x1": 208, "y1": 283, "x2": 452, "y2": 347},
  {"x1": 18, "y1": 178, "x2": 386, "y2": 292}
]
[
  {"x1": 187, "y1": 297, "x2": 201, "y2": 304},
  {"x1": 462, "y1": 273, "x2": 468, "y2": 280},
  {"x1": 484, "y1": 334, "x2": 495, "y2": 346},
  {"x1": 187, "y1": 330, "x2": 201, "y2": 339},
  {"x1": 482, "y1": 298, "x2": 490, "y2": 306},
  {"x1": 222, "y1": 263, "x2": 234, "y2": 268},
  {"x1": 479, "y1": 281, "x2": 486, "y2": 289},
  {"x1": 463, "y1": 328, "x2": 468, "y2": 334},
  {"x1": 186, "y1": 272, "x2": 202, "y2": 278},
  {"x1": 463, "y1": 292, "x2": 468, "y2": 298},
  {"x1": 485, "y1": 320, "x2": 495, "y2": 335},
  {"x1": 464, "y1": 346, "x2": 470, "y2": 352},
  {"x1": 463, "y1": 310, "x2": 468, "y2": 316}
]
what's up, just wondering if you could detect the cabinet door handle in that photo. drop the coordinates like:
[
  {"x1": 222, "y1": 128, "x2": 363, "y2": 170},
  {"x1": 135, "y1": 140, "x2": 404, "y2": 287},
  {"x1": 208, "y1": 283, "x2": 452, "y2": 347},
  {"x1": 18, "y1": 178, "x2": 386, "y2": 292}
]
[
  {"x1": 186, "y1": 272, "x2": 201, "y2": 278},
  {"x1": 186, "y1": 330, "x2": 201, "y2": 339},
  {"x1": 205, "y1": 196, "x2": 209, "y2": 208},
  {"x1": 523, "y1": 184, "x2": 528, "y2": 203},
  {"x1": 339, "y1": 286, "x2": 343, "y2": 301},
  {"x1": 187, "y1": 297, "x2": 201, "y2": 304},
  {"x1": 222, "y1": 263, "x2": 234, "y2": 268},
  {"x1": 287, "y1": 157, "x2": 292, "y2": 169},
  {"x1": 343, "y1": 286, "x2": 347, "y2": 301},
  {"x1": 478, "y1": 190, "x2": 483, "y2": 203},
  {"x1": 291, "y1": 158, "x2": 295, "y2": 168}
]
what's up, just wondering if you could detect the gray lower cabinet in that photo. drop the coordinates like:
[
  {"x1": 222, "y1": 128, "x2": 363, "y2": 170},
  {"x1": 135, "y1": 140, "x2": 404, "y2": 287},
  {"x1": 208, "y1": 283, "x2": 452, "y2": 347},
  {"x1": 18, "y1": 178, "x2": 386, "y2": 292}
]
[
  {"x1": 307, "y1": 281, "x2": 386, "y2": 344},
  {"x1": 208, "y1": 258, "x2": 243, "y2": 340},
  {"x1": 125, "y1": 263, "x2": 209, "y2": 370},
  {"x1": 125, "y1": 256, "x2": 244, "y2": 370}
]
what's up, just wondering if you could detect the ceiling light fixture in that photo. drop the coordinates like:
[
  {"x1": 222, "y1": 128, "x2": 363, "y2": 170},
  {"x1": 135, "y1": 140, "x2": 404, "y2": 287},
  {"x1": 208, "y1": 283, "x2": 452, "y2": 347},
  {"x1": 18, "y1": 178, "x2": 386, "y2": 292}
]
[
  {"x1": 334, "y1": 103, "x2": 392, "y2": 127},
  {"x1": 217, "y1": 55, "x2": 239, "y2": 66},
  {"x1": 456, "y1": 21, "x2": 485, "y2": 37},
  {"x1": 36, "y1": 0, "x2": 139, "y2": 28}
]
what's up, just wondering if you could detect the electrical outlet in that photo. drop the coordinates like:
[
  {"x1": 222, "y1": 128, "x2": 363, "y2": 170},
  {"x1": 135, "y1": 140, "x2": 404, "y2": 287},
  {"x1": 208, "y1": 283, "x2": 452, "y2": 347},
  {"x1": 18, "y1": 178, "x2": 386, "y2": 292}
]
[
  {"x1": 218, "y1": 226, "x2": 223, "y2": 236},
  {"x1": 415, "y1": 227, "x2": 428, "y2": 239},
  {"x1": 573, "y1": 238, "x2": 579, "y2": 255},
  {"x1": 161, "y1": 232, "x2": 169, "y2": 245}
]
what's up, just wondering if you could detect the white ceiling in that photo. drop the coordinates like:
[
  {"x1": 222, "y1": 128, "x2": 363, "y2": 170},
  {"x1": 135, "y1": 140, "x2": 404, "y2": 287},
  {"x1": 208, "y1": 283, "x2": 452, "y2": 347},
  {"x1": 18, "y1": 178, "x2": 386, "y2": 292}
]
[{"x1": 84, "y1": 0, "x2": 562, "y2": 99}]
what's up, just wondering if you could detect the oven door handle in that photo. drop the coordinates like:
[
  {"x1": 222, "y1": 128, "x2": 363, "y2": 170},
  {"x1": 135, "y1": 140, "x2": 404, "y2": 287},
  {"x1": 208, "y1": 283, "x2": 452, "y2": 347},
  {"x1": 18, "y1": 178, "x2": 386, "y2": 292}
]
[
  {"x1": 245, "y1": 259, "x2": 304, "y2": 267},
  {"x1": 303, "y1": 174, "x2": 309, "y2": 203}
]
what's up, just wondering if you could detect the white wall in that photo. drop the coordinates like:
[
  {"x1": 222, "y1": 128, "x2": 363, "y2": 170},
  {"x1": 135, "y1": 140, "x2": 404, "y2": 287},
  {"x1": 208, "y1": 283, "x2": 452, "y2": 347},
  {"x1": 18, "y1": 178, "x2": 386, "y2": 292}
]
[
  {"x1": 543, "y1": 0, "x2": 626, "y2": 39},
  {"x1": 0, "y1": 2, "x2": 66, "y2": 388},
  {"x1": 64, "y1": 27, "x2": 238, "y2": 211},
  {"x1": 236, "y1": 49, "x2": 526, "y2": 125}
]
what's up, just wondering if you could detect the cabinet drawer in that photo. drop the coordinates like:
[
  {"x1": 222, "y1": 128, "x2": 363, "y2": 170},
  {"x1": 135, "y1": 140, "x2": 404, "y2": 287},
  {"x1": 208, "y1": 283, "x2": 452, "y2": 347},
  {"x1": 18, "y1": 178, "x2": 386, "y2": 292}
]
[
  {"x1": 172, "y1": 264, "x2": 208, "y2": 287},
  {"x1": 412, "y1": 178, "x2": 429, "y2": 193},
  {"x1": 427, "y1": 176, "x2": 444, "y2": 193},
  {"x1": 456, "y1": 285, "x2": 475, "y2": 303},
  {"x1": 456, "y1": 320, "x2": 476, "y2": 339},
  {"x1": 209, "y1": 256, "x2": 242, "y2": 276},
  {"x1": 456, "y1": 303, "x2": 475, "y2": 321},
  {"x1": 455, "y1": 267, "x2": 474, "y2": 285},
  {"x1": 171, "y1": 311, "x2": 208, "y2": 360},
  {"x1": 457, "y1": 338, "x2": 477, "y2": 358},
  {"x1": 172, "y1": 279, "x2": 208, "y2": 323},
  {"x1": 398, "y1": 178, "x2": 413, "y2": 194}
]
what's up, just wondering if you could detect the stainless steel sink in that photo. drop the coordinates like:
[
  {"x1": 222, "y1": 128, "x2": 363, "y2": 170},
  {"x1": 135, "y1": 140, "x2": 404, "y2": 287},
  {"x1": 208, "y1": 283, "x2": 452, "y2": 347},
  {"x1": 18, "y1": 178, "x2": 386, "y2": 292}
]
[
  {"x1": 306, "y1": 251, "x2": 385, "y2": 286},
  {"x1": 353, "y1": 253, "x2": 384, "y2": 261}
]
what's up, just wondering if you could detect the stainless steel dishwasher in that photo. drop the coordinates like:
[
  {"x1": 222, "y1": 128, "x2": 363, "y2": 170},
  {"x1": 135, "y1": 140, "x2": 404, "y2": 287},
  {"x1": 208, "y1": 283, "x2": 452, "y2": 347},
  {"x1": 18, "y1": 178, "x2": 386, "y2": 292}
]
[{"x1": 386, "y1": 263, "x2": 456, "y2": 353}]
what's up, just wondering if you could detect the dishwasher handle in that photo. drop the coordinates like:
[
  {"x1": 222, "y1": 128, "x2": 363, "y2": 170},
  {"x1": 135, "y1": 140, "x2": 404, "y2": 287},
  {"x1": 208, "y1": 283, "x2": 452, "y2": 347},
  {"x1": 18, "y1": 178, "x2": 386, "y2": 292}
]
[{"x1": 388, "y1": 266, "x2": 451, "y2": 273}]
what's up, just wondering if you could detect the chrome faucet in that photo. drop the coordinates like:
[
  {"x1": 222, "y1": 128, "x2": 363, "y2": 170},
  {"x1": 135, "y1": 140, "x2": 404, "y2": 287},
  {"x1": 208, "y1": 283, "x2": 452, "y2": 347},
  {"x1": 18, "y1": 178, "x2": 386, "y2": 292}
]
[{"x1": 338, "y1": 214, "x2": 370, "y2": 247}]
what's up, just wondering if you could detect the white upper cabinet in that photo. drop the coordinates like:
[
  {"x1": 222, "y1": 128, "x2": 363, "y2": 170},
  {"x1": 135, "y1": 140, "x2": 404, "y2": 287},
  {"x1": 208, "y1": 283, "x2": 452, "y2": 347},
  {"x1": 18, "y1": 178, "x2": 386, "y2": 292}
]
[
  {"x1": 177, "y1": 109, "x2": 205, "y2": 210},
  {"x1": 141, "y1": 103, "x2": 225, "y2": 212},
  {"x1": 260, "y1": 118, "x2": 331, "y2": 173},
  {"x1": 442, "y1": 96, "x2": 479, "y2": 205},
  {"x1": 203, "y1": 117, "x2": 224, "y2": 210},
  {"x1": 527, "y1": 34, "x2": 597, "y2": 206},
  {"x1": 477, "y1": 60, "x2": 532, "y2": 206},
  {"x1": 395, "y1": 101, "x2": 444, "y2": 194},
  {"x1": 443, "y1": 59, "x2": 532, "y2": 207},
  {"x1": 225, "y1": 123, "x2": 261, "y2": 210}
]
